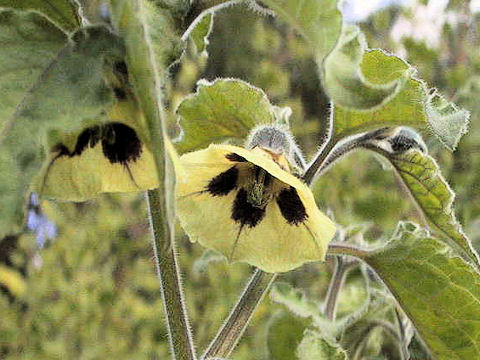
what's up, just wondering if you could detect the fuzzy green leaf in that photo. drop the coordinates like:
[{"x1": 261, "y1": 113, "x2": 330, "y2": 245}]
[
  {"x1": 382, "y1": 149, "x2": 479, "y2": 266},
  {"x1": 360, "y1": 224, "x2": 480, "y2": 360},
  {"x1": 261, "y1": 0, "x2": 341, "y2": 65},
  {"x1": 270, "y1": 282, "x2": 320, "y2": 319},
  {"x1": 189, "y1": 12, "x2": 213, "y2": 55},
  {"x1": 2, "y1": 25, "x2": 123, "y2": 138},
  {"x1": 176, "y1": 79, "x2": 274, "y2": 153},
  {"x1": 426, "y1": 92, "x2": 470, "y2": 151},
  {"x1": 332, "y1": 50, "x2": 469, "y2": 150},
  {"x1": 261, "y1": 1, "x2": 401, "y2": 110},
  {"x1": 267, "y1": 310, "x2": 309, "y2": 360},
  {"x1": 0, "y1": 0, "x2": 80, "y2": 32},
  {"x1": 297, "y1": 330, "x2": 347, "y2": 360},
  {"x1": 333, "y1": 50, "x2": 425, "y2": 140},
  {"x1": 0, "y1": 9, "x2": 67, "y2": 131},
  {"x1": 324, "y1": 26, "x2": 405, "y2": 110},
  {"x1": 0, "y1": 11, "x2": 122, "y2": 237},
  {"x1": 340, "y1": 296, "x2": 392, "y2": 358}
]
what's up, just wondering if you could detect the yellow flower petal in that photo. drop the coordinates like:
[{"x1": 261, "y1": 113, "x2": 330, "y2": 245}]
[
  {"x1": 176, "y1": 144, "x2": 336, "y2": 273},
  {"x1": 38, "y1": 141, "x2": 158, "y2": 201}
]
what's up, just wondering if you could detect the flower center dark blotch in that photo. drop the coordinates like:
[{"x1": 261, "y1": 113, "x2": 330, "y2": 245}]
[
  {"x1": 276, "y1": 186, "x2": 308, "y2": 225},
  {"x1": 206, "y1": 166, "x2": 239, "y2": 196},
  {"x1": 52, "y1": 122, "x2": 143, "y2": 166}
]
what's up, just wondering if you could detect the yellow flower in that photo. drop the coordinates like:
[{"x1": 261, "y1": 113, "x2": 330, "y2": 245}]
[{"x1": 176, "y1": 143, "x2": 336, "y2": 273}]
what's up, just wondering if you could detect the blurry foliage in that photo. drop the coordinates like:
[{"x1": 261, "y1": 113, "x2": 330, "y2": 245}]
[{"x1": 1, "y1": 1, "x2": 480, "y2": 359}]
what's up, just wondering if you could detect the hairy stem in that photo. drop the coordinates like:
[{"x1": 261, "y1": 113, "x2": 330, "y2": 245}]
[
  {"x1": 303, "y1": 128, "x2": 390, "y2": 185},
  {"x1": 327, "y1": 243, "x2": 369, "y2": 259},
  {"x1": 324, "y1": 257, "x2": 348, "y2": 320},
  {"x1": 147, "y1": 189, "x2": 197, "y2": 360},
  {"x1": 302, "y1": 136, "x2": 335, "y2": 185},
  {"x1": 395, "y1": 309, "x2": 411, "y2": 360},
  {"x1": 202, "y1": 269, "x2": 277, "y2": 359}
]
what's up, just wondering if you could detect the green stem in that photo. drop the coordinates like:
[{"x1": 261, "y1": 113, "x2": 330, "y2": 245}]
[
  {"x1": 202, "y1": 269, "x2": 277, "y2": 359},
  {"x1": 395, "y1": 309, "x2": 410, "y2": 360},
  {"x1": 302, "y1": 136, "x2": 335, "y2": 185},
  {"x1": 324, "y1": 257, "x2": 360, "y2": 320},
  {"x1": 147, "y1": 189, "x2": 197, "y2": 360},
  {"x1": 327, "y1": 243, "x2": 369, "y2": 259},
  {"x1": 324, "y1": 257, "x2": 348, "y2": 320}
]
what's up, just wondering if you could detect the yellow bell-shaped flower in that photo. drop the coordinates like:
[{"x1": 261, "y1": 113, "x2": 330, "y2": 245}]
[{"x1": 176, "y1": 134, "x2": 336, "y2": 273}]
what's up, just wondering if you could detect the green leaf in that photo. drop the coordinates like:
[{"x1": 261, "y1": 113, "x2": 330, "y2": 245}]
[
  {"x1": 0, "y1": 0, "x2": 80, "y2": 32},
  {"x1": 270, "y1": 282, "x2": 348, "y2": 342},
  {"x1": 426, "y1": 91, "x2": 470, "y2": 151},
  {"x1": 379, "y1": 149, "x2": 479, "y2": 266},
  {"x1": 333, "y1": 50, "x2": 425, "y2": 140},
  {"x1": 324, "y1": 26, "x2": 405, "y2": 110},
  {"x1": 261, "y1": 0, "x2": 341, "y2": 65},
  {"x1": 261, "y1": 1, "x2": 402, "y2": 110},
  {"x1": 297, "y1": 329, "x2": 347, "y2": 360},
  {"x1": 360, "y1": 224, "x2": 480, "y2": 360},
  {"x1": 0, "y1": 9, "x2": 67, "y2": 131},
  {"x1": 0, "y1": 11, "x2": 122, "y2": 237},
  {"x1": 175, "y1": 78, "x2": 275, "y2": 153},
  {"x1": 2, "y1": 25, "x2": 123, "y2": 138},
  {"x1": 270, "y1": 282, "x2": 320, "y2": 319},
  {"x1": 267, "y1": 310, "x2": 309, "y2": 360},
  {"x1": 332, "y1": 50, "x2": 470, "y2": 149},
  {"x1": 340, "y1": 296, "x2": 392, "y2": 359},
  {"x1": 189, "y1": 12, "x2": 213, "y2": 55}
]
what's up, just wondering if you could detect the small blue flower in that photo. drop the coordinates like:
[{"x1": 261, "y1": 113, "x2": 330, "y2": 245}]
[{"x1": 26, "y1": 193, "x2": 57, "y2": 249}]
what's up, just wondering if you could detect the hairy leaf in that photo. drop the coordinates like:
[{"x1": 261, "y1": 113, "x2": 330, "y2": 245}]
[
  {"x1": 297, "y1": 330, "x2": 347, "y2": 360},
  {"x1": 4, "y1": 26, "x2": 123, "y2": 138},
  {"x1": 270, "y1": 282, "x2": 320, "y2": 319},
  {"x1": 381, "y1": 149, "x2": 479, "y2": 266},
  {"x1": 267, "y1": 310, "x2": 309, "y2": 360},
  {"x1": 426, "y1": 91, "x2": 470, "y2": 151},
  {"x1": 0, "y1": 11, "x2": 121, "y2": 237},
  {"x1": 360, "y1": 224, "x2": 480, "y2": 360},
  {"x1": 333, "y1": 50, "x2": 425, "y2": 140},
  {"x1": 0, "y1": 0, "x2": 80, "y2": 32},
  {"x1": 189, "y1": 12, "x2": 213, "y2": 55},
  {"x1": 324, "y1": 26, "x2": 405, "y2": 110},
  {"x1": 261, "y1": 0, "x2": 341, "y2": 65},
  {"x1": 340, "y1": 297, "x2": 393, "y2": 359},
  {"x1": 333, "y1": 50, "x2": 469, "y2": 149},
  {"x1": 262, "y1": 1, "x2": 402, "y2": 110},
  {"x1": 176, "y1": 79, "x2": 274, "y2": 153},
  {"x1": 0, "y1": 9, "x2": 67, "y2": 131}
]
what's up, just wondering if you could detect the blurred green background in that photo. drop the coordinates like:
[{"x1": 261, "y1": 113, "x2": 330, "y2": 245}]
[{"x1": 1, "y1": 0, "x2": 480, "y2": 359}]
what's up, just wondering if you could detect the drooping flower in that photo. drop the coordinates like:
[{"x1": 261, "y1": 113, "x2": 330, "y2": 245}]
[{"x1": 175, "y1": 126, "x2": 336, "y2": 273}]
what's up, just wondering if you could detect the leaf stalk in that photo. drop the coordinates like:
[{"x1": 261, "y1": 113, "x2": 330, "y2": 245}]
[{"x1": 202, "y1": 269, "x2": 276, "y2": 359}]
